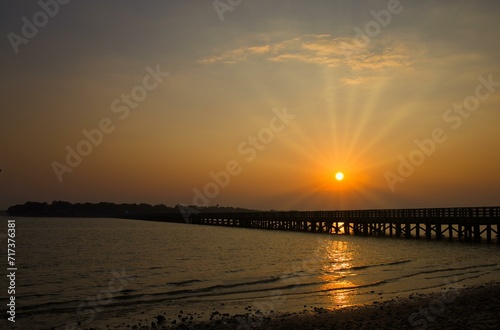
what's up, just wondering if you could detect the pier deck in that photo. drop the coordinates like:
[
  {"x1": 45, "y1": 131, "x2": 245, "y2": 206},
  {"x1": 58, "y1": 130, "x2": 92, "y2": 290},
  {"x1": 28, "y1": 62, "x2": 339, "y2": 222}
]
[{"x1": 190, "y1": 207, "x2": 500, "y2": 243}]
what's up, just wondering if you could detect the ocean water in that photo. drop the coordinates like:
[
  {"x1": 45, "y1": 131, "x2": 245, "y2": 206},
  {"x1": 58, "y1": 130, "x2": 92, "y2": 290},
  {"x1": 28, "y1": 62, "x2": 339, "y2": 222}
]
[{"x1": 2, "y1": 217, "x2": 499, "y2": 329}]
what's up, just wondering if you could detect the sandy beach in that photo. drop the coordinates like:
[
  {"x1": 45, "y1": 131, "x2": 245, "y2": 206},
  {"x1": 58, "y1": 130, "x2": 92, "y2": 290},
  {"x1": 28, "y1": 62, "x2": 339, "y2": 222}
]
[{"x1": 135, "y1": 281, "x2": 500, "y2": 330}]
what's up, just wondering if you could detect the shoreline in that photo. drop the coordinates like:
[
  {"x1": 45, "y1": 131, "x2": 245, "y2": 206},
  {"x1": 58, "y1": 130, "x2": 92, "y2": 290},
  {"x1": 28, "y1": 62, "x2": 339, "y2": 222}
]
[
  {"x1": 47, "y1": 281, "x2": 500, "y2": 329},
  {"x1": 147, "y1": 281, "x2": 500, "y2": 330}
]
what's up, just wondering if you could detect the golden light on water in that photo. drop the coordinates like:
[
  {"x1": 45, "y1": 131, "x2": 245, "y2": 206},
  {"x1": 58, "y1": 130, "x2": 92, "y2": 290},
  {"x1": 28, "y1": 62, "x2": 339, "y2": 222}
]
[{"x1": 318, "y1": 240, "x2": 357, "y2": 308}]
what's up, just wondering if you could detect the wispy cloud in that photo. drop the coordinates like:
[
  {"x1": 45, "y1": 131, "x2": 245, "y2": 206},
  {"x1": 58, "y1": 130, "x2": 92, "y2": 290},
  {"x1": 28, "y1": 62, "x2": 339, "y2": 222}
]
[
  {"x1": 198, "y1": 45, "x2": 273, "y2": 64},
  {"x1": 341, "y1": 76, "x2": 378, "y2": 86},
  {"x1": 198, "y1": 35, "x2": 412, "y2": 72}
]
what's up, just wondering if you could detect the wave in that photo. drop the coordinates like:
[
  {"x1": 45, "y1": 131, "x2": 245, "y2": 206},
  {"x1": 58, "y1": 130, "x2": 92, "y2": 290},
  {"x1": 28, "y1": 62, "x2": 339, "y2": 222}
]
[
  {"x1": 373, "y1": 263, "x2": 498, "y2": 288},
  {"x1": 351, "y1": 259, "x2": 413, "y2": 271},
  {"x1": 325, "y1": 259, "x2": 413, "y2": 273},
  {"x1": 382, "y1": 271, "x2": 490, "y2": 295},
  {"x1": 396, "y1": 263, "x2": 497, "y2": 280},
  {"x1": 167, "y1": 279, "x2": 203, "y2": 286}
]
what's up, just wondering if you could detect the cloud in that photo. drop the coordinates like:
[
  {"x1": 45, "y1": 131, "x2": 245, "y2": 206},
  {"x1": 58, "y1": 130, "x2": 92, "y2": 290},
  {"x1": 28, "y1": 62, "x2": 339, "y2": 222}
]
[
  {"x1": 348, "y1": 45, "x2": 411, "y2": 71},
  {"x1": 198, "y1": 45, "x2": 272, "y2": 65},
  {"x1": 198, "y1": 35, "x2": 412, "y2": 72},
  {"x1": 341, "y1": 76, "x2": 378, "y2": 86}
]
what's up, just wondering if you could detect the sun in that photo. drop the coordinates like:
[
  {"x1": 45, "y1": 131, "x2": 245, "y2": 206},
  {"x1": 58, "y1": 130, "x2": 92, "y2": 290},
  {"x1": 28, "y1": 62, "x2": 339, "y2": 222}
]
[{"x1": 335, "y1": 172, "x2": 344, "y2": 181}]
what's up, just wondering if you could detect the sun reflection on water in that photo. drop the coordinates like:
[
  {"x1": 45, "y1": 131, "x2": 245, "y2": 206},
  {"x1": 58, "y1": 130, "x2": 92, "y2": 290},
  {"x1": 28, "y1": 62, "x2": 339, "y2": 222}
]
[{"x1": 319, "y1": 240, "x2": 358, "y2": 308}]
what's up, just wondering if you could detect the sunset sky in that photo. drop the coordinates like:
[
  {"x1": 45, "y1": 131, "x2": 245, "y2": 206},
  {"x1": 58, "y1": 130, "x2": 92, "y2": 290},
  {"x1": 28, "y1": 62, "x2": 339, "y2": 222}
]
[{"x1": 1, "y1": 0, "x2": 500, "y2": 210}]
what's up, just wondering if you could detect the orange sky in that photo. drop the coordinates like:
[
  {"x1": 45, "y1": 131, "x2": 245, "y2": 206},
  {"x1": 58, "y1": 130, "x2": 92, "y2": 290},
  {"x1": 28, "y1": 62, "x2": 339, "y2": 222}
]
[{"x1": 1, "y1": 1, "x2": 500, "y2": 210}]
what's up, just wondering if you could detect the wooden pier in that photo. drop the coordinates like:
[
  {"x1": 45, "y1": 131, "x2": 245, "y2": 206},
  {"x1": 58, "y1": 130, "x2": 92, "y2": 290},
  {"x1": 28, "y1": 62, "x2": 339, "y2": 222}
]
[{"x1": 190, "y1": 207, "x2": 500, "y2": 243}]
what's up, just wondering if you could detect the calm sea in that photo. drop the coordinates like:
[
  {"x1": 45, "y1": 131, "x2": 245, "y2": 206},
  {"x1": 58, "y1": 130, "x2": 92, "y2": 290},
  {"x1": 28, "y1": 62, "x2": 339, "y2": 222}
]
[{"x1": 2, "y1": 217, "x2": 499, "y2": 329}]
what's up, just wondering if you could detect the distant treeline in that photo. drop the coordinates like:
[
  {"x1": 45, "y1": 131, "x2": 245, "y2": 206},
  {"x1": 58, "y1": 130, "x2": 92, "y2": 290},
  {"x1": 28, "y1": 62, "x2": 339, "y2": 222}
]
[{"x1": 6, "y1": 201, "x2": 258, "y2": 221}]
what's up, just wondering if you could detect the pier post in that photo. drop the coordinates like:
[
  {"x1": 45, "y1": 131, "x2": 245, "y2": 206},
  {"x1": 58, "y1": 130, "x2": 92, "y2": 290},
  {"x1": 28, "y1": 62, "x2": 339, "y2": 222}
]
[
  {"x1": 473, "y1": 224, "x2": 481, "y2": 242},
  {"x1": 326, "y1": 221, "x2": 332, "y2": 234},
  {"x1": 436, "y1": 224, "x2": 442, "y2": 240},
  {"x1": 497, "y1": 223, "x2": 500, "y2": 245},
  {"x1": 426, "y1": 223, "x2": 432, "y2": 239},
  {"x1": 405, "y1": 223, "x2": 411, "y2": 238},
  {"x1": 465, "y1": 225, "x2": 472, "y2": 241}
]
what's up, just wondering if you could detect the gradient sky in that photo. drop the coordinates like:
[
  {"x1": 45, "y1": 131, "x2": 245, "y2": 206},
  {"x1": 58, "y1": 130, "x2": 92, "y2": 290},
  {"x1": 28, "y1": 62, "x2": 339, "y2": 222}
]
[{"x1": 1, "y1": 0, "x2": 500, "y2": 210}]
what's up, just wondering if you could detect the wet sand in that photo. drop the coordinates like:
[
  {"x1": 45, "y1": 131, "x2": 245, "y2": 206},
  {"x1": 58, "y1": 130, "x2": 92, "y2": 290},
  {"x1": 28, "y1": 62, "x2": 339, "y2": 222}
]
[
  {"x1": 80, "y1": 282, "x2": 499, "y2": 329},
  {"x1": 152, "y1": 282, "x2": 499, "y2": 330}
]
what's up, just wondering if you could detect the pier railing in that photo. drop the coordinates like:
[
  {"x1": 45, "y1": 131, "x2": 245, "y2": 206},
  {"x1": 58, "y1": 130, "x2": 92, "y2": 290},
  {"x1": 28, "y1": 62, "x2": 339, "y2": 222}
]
[{"x1": 190, "y1": 207, "x2": 500, "y2": 243}]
